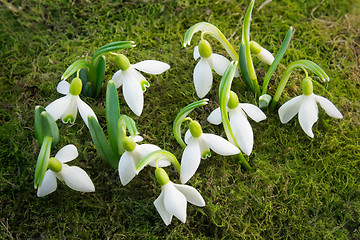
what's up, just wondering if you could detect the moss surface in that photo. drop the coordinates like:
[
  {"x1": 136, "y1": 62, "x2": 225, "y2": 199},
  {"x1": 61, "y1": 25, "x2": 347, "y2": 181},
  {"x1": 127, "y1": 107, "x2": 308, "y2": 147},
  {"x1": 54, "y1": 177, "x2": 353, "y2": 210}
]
[{"x1": 1, "y1": 0, "x2": 359, "y2": 239}]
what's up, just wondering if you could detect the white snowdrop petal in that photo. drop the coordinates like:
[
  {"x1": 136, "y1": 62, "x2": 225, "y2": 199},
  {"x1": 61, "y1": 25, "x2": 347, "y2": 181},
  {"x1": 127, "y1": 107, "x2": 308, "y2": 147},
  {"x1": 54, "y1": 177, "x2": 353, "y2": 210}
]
[
  {"x1": 230, "y1": 110, "x2": 254, "y2": 156},
  {"x1": 132, "y1": 60, "x2": 170, "y2": 75},
  {"x1": 111, "y1": 70, "x2": 124, "y2": 88},
  {"x1": 135, "y1": 144, "x2": 170, "y2": 169},
  {"x1": 180, "y1": 139, "x2": 201, "y2": 184},
  {"x1": 202, "y1": 133, "x2": 240, "y2": 156},
  {"x1": 278, "y1": 95, "x2": 303, "y2": 124},
  {"x1": 184, "y1": 129, "x2": 192, "y2": 145},
  {"x1": 77, "y1": 98, "x2": 97, "y2": 128},
  {"x1": 132, "y1": 135, "x2": 143, "y2": 143},
  {"x1": 209, "y1": 53, "x2": 231, "y2": 76},
  {"x1": 314, "y1": 95, "x2": 343, "y2": 119},
  {"x1": 37, "y1": 170, "x2": 57, "y2": 197},
  {"x1": 163, "y1": 183, "x2": 187, "y2": 223},
  {"x1": 45, "y1": 94, "x2": 72, "y2": 121},
  {"x1": 238, "y1": 103, "x2": 267, "y2": 122},
  {"x1": 256, "y1": 47, "x2": 275, "y2": 65},
  {"x1": 198, "y1": 136, "x2": 211, "y2": 159},
  {"x1": 55, "y1": 144, "x2": 78, "y2": 163},
  {"x1": 123, "y1": 71, "x2": 144, "y2": 116},
  {"x1": 207, "y1": 107, "x2": 222, "y2": 125},
  {"x1": 118, "y1": 151, "x2": 136, "y2": 186},
  {"x1": 194, "y1": 58, "x2": 213, "y2": 98},
  {"x1": 154, "y1": 190, "x2": 173, "y2": 226},
  {"x1": 61, "y1": 165, "x2": 95, "y2": 192},
  {"x1": 57, "y1": 80, "x2": 70, "y2": 95},
  {"x1": 193, "y1": 46, "x2": 200, "y2": 60},
  {"x1": 174, "y1": 184, "x2": 205, "y2": 207},
  {"x1": 298, "y1": 95, "x2": 318, "y2": 138}
]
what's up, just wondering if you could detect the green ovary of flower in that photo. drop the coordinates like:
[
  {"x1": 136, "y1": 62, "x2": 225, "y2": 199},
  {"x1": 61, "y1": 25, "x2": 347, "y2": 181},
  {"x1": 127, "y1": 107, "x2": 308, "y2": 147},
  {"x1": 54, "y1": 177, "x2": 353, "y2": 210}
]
[
  {"x1": 69, "y1": 77, "x2": 83, "y2": 96},
  {"x1": 250, "y1": 41, "x2": 261, "y2": 55},
  {"x1": 48, "y1": 157, "x2": 62, "y2": 172},
  {"x1": 189, "y1": 120, "x2": 203, "y2": 138},
  {"x1": 115, "y1": 54, "x2": 131, "y2": 71},
  {"x1": 155, "y1": 168, "x2": 170, "y2": 186},
  {"x1": 198, "y1": 40, "x2": 212, "y2": 58},
  {"x1": 227, "y1": 91, "x2": 239, "y2": 109},
  {"x1": 302, "y1": 77, "x2": 313, "y2": 96},
  {"x1": 122, "y1": 137, "x2": 136, "y2": 152}
]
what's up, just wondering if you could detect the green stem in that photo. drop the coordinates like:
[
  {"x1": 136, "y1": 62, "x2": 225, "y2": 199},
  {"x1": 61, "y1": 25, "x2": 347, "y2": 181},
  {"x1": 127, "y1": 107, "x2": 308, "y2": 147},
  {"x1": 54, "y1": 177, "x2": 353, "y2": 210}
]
[
  {"x1": 136, "y1": 150, "x2": 180, "y2": 175},
  {"x1": 237, "y1": 153, "x2": 251, "y2": 171},
  {"x1": 262, "y1": 26, "x2": 293, "y2": 95},
  {"x1": 173, "y1": 99, "x2": 208, "y2": 149},
  {"x1": 269, "y1": 60, "x2": 329, "y2": 110}
]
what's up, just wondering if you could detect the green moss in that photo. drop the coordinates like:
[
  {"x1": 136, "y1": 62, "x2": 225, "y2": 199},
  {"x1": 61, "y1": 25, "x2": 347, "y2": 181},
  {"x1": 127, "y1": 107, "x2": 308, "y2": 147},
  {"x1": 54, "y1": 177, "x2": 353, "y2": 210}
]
[{"x1": 1, "y1": 0, "x2": 359, "y2": 239}]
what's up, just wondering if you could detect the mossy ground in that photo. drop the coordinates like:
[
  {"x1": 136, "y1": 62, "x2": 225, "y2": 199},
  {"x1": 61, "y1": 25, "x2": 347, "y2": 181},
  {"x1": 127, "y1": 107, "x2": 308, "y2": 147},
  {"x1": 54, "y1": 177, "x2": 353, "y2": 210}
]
[{"x1": 1, "y1": 0, "x2": 359, "y2": 239}]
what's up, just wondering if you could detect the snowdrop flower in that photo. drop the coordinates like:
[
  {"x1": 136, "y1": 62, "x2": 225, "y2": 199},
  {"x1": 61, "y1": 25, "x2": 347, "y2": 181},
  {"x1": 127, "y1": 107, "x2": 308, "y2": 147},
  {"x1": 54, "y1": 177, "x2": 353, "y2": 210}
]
[
  {"x1": 111, "y1": 54, "x2": 170, "y2": 116},
  {"x1": 180, "y1": 120, "x2": 240, "y2": 184},
  {"x1": 278, "y1": 77, "x2": 343, "y2": 138},
  {"x1": 250, "y1": 41, "x2": 275, "y2": 65},
  {"x1": 45, "y1": 77, "x2": 97, "y2": 128},
  {"x1": 154, "y1": 168, "x2": 205, "y2": 225},
  {"x1": 37, "y1": 144, "x2": 95, "y2": 197},
  {"x1": 207, "y1": 91, "x2": 267, "y2": 156},
  {"x1": 193, "y1": 39, "x2": 238, "y2": 98},
  {"x1": 119, "y1": 136, "x2": 171, "y2": 186}
]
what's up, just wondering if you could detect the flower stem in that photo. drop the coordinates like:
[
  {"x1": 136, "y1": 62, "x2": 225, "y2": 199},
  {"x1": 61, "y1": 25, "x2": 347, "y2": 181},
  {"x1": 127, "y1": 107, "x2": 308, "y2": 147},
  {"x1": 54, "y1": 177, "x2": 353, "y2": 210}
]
[{"x1": 269, "y1": 60, "x2": 329, "y2": 110}]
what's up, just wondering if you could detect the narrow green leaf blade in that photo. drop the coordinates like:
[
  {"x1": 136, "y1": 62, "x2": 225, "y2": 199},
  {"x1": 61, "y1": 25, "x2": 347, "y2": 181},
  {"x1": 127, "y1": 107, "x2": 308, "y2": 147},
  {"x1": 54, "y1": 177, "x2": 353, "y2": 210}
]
[
  {"x1": 34, "y1": 106, "x2": 59, "y2": 146},
  {"x1": 106, "y1": 81, "x2": 121, "y2": 158},
  {"x1": 94, "y1": 55, "x2": 106, "y2": 98},
  {"x1": 238, "y1": 43, "x2": 254, "y2": 93},
  {"x1": 34, "y1": 136, "x2": 52, "y2": 189},
  {"x1": 88, "y1": 116, "x2": 118, "y2": 169}
]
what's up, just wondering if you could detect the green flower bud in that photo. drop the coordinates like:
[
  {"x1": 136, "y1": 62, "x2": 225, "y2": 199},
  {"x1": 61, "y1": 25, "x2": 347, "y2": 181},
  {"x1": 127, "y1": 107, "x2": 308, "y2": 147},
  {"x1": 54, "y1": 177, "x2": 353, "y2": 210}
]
[
  {"x1": 198, "y1": 40, "x2": 212, "y2": 58},
  {"x1": 115, "y1": 54, "x2": 131, "y2": 71},
  {"x1": 302, "y1": 77, "x2": 313, "y2": 96},
  {"x1": 48, "y1": 157, "x2": 62, "y2": 172},
  {"x1": 250, "y1": 41, "x2": 262, "y2": 55},
  {"x1": 155, "y1": 168, "x2": 170, "y2": 186},
  {"x1": 122, "y1": 137, "x2": 136, "y2": 152},
  {"x1": 69, "y1": 77, "x2": 83, "y2": 96},
  {"x1": 189, "y1": 120, "x2": 202, "y2": 138},
  {"x1": 227, "y1": 91, "x2": 239, "y2": 109}
]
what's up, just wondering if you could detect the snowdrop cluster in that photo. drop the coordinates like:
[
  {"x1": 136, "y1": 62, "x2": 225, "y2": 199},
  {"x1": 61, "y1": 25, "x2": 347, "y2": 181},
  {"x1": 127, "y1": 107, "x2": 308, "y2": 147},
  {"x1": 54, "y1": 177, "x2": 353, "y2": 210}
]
[{"x1": 33, "y1": 0, "x2": 343, "y2": 226}]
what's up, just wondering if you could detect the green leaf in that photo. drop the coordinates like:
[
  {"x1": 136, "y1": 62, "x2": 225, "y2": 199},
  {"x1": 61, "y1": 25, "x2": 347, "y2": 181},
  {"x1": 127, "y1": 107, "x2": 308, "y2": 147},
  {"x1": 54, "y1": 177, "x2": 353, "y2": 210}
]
[
  {"x1": 106, "y1": 81, "x2": 121, "y2": 158},
  {"x1": 262, "y1": 26, "x2": 293, "y2": 95},
  {"x1": 136, "y1": 150, "x2": 180, "y2": 175},
  {"x1": 241, "y1": 0, "x2": 260, "y2": 96},
  {"x1": 94, "y1": 55, "x2": 106, "y2": 98},
  {"x1": 173, "y1": 99, "x2": 208, "y2": 149},
  {"x1": 238, "y1": 43, "x2": 254, "y2": 93},
  {"x1": 88, "y1": 116, "x2": 118, "y2": 169},
  {"x1": 34, "y1": 106, "x2": 59, "y2": 146},
  {"x1": 183, "y1": 22, "x2": 238, "y2": 61},
  {"x1": 61, "y1": 60, "x2": 91, "y2": 81},
  {"x1": 34, "y1": 136, "x2": 52, "y2": 189}
]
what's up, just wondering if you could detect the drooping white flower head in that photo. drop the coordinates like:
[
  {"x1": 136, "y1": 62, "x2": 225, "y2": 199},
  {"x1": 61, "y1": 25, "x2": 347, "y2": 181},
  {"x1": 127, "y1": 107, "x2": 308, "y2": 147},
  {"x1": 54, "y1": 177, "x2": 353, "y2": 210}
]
[
  {"x1": 111, "y1": 54, "x2": 170, "y2": 116},
  {"x1": 154, "y1": 168, "x2": 205, "y2": 225},
  {"x1": 278, "y1": 78, "x2": 343, "y2": 138},
  {"x1": 118, "y1": 136, "x2": 171, "y2": 186},
  {"x1": 37, "y1": 144, "x2": 95, "y2": 197},
  {"x1": 193, "y1": 39, "x2": 239, "y2": 98},
  {"x1": 207, "y1": 91, "x2": 267, "y2": 156},
  {"x1": 45, "y1": 78, "x2": 97, "y2": 128},
  {"x1": 180, "y1": 120, "x2": 240, "y2": 184},
  {"x1": 250, "y1": 41, "x2": 275, "y2": 65}
]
